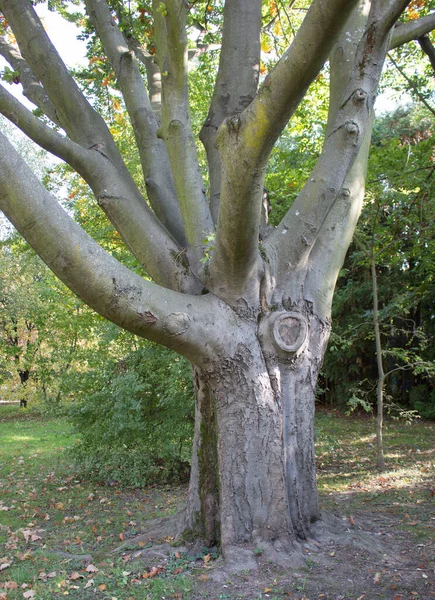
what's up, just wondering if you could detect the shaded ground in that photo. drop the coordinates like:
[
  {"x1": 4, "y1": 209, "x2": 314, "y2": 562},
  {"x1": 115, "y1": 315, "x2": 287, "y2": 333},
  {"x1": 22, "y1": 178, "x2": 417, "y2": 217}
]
[{"x1": 0, "y1": 405, "x2": 434, "y2": 599}]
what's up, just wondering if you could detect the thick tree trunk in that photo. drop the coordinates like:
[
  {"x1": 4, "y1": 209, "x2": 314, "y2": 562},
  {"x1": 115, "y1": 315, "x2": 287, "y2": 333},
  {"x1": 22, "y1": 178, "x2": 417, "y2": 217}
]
[{"x1": 184, "y1": 310, "x2": 329, "y2": 558}]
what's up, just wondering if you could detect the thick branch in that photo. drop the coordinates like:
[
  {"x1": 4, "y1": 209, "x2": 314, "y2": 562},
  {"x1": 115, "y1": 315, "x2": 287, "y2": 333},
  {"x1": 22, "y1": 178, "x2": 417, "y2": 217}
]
[
  {"x1": 206, "y1": 0, "x2": 359, "y2": 308},
  {"x1": 200, "y1": 0, "x2": 262, "y2": 222},
  {"x1": 390, "y1": 12, "x2": 435, "y2": 49},
  {"x1": 128, "y1": 40, "x2": 163, "y2": 121},
  {"x1": 418, "y1": 34, "x2": 435, "y2": 73},
  {"x1": 85, "y1": 0, "x2": 186, "y2": 246},
  {"x1": 152, "y1": 0, "x2": 213, "y2": 268},
  {"x1": 242, "y1": 0, "x2": 360, "y2": 162},
  {"x1": 0, "y1": 0, "x2": 126, "y2": 172},
  {"x1": 380, "y1": 0, "x2": 412, "y2": 36},
  {"x1": 0, "y1": 130, "x2": 236, "y2": 364},
  {"x1": 0, "y1": 84, "x2": 89, "y2": 168},
  {"x1": 0, "y1": 85, "x2": 199, "y2": 292},
  {"x1": 265, "y1": 1, "x2": 402, "y2": 298},
  {"x1": 304, "y1": 121, "x2": 373, "y2": 320},
  {"x1": 0, "y1": 36, "x2": 60, "y2": 126}
]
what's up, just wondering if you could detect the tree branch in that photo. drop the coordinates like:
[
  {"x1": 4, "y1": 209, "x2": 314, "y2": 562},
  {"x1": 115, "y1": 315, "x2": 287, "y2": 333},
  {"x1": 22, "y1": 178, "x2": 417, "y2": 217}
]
[
  {"x1": 0, "y1": 35, "x2": 61, "y2": 126},
  {"x1": 199, "y1": 0, "x2": 262, "y2": 222},
  {"x1": 418, "y1": 34, "x2": 435, "y2": 73},
  {"x1": 85, "y1": 0, "x2": 186, "y2": 247},
  {"x1": 388, "y1": 53, "x2": 435, "y2": 116},
  {"x1": 152, "y1": 0, "x2": 213, "y2": 269},
  {"x1": 127, "y1": 38, "x2": 163, "y2": 121},
  {"x1": 0, "y1": 85, "x2": 199, "y2": 293},
  {"x1": 205, "y1": 0, "x2": 360, "y2": 309},
  {"x1": 241, "y1": 0, "x2": 360, "y2": 163},
  {"x1": 304, "y1": 122, "x2": 373, "y2": 320},
  {"x1": 266, "y1": 1, "x2": 397, "y2": 302},
  {"x1": 0, "y1": 0, "x2": 125, "y2": 172},
  {"x1": 390, "y1": 12, "x2": 435, "y2": 49},
  {"x1": 0, "y1": 130, "x2": 236, "y2": 364}
]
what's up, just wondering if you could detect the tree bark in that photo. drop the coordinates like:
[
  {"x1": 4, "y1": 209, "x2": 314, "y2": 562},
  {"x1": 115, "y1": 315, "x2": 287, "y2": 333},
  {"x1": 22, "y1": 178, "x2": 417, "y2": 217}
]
[
  {"x1": 184, "y1": 308, "x2": 329, "y2": 557},
  {"x1": 371, "y1": 256, "x2": 386, "y2": 471}
]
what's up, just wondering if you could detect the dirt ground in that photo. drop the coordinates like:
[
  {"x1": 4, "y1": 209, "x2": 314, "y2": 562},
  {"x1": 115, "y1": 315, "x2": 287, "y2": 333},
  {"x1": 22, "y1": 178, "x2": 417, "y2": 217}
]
[{"x1": 115, "y1": 489, "x2": 435, "y2": 600}]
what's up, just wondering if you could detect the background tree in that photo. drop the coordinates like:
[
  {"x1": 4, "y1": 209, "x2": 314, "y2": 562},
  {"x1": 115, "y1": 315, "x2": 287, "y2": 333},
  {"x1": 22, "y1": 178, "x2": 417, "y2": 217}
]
[
  {"x1": 0, "y1": 0, "x2": 434, "y2": 563},
  {"x1": 323, "y1": 104, "x2": 435, "y2": 424}
]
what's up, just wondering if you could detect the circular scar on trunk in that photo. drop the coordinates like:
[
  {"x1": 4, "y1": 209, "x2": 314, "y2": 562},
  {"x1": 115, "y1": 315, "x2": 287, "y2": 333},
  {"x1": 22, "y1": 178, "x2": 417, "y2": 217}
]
[
  {"x1": 259, "y1": 311, "x2": 308, "y2": 357},
  {"x1": 273, "y1": 312, "x2": 307, "y2": 353},
  {"x1": 162, "y1": 312, "x2": 190, "y2": 336}
]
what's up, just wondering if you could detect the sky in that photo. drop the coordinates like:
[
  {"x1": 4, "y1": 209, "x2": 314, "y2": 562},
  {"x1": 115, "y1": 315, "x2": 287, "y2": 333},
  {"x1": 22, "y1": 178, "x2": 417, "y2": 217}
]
[{"x1": 36, "y1": 5, "x2": 87, "y2": 68}]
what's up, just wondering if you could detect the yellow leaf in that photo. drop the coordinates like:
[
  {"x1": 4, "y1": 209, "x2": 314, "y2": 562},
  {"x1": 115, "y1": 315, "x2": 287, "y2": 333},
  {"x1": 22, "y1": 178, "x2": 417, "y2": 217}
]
[{"x1": 98, "y1": 584, "x2": 107, "y2": 591}]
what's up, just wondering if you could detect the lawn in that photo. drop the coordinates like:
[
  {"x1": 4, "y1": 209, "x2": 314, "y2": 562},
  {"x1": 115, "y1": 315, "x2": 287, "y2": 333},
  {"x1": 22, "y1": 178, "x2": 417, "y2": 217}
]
[{"x1": 0, "y1": 404, "x2": 434, "y2": 600}]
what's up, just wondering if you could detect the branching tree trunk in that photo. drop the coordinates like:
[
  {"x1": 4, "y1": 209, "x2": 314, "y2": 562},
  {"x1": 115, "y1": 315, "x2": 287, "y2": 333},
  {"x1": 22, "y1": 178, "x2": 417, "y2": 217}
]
[{"x1": 0, "y1": 0, "x2": 434, "y2": 562}]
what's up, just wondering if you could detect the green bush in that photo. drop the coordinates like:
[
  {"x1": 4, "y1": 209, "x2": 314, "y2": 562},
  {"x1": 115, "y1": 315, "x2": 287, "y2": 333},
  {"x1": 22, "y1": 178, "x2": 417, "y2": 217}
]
[
  {"x1": 409, "y1": 384, "x2": 435, "y2": 420},
  {"x1": 69, "y1": 343, "x2": 194, "y2": 486}
]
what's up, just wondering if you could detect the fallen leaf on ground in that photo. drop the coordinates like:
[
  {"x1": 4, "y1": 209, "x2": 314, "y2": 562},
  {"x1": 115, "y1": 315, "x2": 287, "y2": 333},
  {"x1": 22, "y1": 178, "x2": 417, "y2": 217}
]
[
  {"x1": 22, "y1": 530, "x2": 42, "y2": 543},
  {"x1": 84, "y1": 579, "x2": 94, "y2": 589},
  {"x1": 23, "y1": 591, "x2": 36, "y2": 599},
  {"x1": 85, "y1": 564, "x2": 99, "y2": 573},
  {"x1": 198, "y1": 574, "x2": 209, "y2": 581},
  {"x1": 203, "y1": 554, "x2": 211, "y2": 563},
  {"x1": 0, "y1": 563, "x2": 11, "y2": 571},
  {"x1": 349, "y1": 515, "x2": 355, "y2": 526},
  {"x1": 373, "y1": 572, "x2": 381, "y2": 584},
  {"x1": 98, "y1": 584, "x2": 107, "y2": 591},
  {"x1": 173, "y1": 568, "x2": 183, "y2": 575},
  {"x1": 5, "y1": 581, "x2": 18, "y2": 590},
  {"x1": 70, "y1": 572, "x2": 82, "y2": 580},
  {"x1": 119, "y1": 533, "x2": 124, "y2": 541}
]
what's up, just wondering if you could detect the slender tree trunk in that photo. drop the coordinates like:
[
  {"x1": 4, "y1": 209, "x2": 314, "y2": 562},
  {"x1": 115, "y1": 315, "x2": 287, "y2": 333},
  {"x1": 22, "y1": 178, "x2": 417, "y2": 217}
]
[
  {"x1": 371, "y1": 257, "x2": 385, "y2": 470},
  {"x1": 184, "y1": 309, "x2": 329, "y2": 558}
]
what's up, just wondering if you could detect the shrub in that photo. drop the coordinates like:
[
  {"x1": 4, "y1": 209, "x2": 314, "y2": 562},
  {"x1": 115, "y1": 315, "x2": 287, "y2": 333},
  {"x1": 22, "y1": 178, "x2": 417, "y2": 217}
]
[
  {"x1": 69, "y1": 343, "x2": 194, "y2": 486},
  {"x1": 409, "y1": 384, "x2": 435, "y2": 420}
]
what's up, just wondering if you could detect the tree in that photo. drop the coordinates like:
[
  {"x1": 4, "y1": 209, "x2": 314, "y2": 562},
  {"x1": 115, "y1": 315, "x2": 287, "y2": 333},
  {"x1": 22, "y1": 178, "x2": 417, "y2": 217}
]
[
  {"x1": 323, "y1": 104, "x2": 435, "y2": 425},
  {"x1": 0, "y1": 0, "x2": 434, "y2": 562}
]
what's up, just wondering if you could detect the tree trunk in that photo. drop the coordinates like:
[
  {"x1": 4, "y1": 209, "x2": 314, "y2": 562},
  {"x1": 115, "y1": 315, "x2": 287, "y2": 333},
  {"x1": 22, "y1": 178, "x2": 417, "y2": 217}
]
[
  {"x1": 371, "y1": 257, "x2": 386, "y2": 470},
  {"x1": 184, "y1": 309, "x2": 329, "y2": 558}
]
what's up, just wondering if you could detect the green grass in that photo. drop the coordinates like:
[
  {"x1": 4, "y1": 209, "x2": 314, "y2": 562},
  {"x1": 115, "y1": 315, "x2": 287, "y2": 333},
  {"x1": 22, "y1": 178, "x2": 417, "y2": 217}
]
[
  {"x1": 315, "y1": 408, "x2": 435, "y2": 538},
  {"x1": 0, "y1": 403, "x2": 434, "y2": 599}
]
